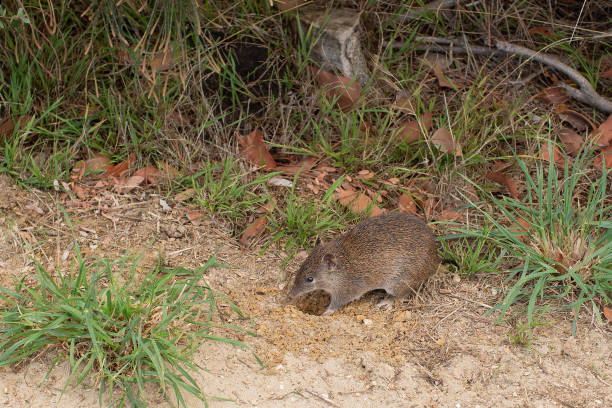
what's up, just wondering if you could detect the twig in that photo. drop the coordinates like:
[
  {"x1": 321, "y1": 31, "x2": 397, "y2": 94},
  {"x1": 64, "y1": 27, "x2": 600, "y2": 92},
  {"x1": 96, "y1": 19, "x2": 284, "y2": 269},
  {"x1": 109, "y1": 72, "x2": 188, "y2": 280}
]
[
  {"x1": 304, "y1": 390, "x2": 340, "y2": 407},
  {"x1": 386, "y1": 36, "x2": 612, "y2": 113}
]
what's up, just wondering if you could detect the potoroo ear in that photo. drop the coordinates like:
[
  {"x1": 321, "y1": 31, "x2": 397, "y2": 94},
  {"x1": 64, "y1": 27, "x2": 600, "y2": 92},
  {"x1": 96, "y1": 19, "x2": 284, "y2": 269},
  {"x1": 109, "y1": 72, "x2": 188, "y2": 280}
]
[{"x1": 323, "y1": 253, "x2": 338, "y2": 271}]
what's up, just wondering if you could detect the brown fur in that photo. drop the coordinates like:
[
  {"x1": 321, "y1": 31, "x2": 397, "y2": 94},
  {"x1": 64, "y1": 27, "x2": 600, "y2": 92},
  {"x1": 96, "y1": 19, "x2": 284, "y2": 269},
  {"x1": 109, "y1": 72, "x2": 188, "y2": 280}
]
[{"x1": 288, "y1": 213, "x2": 440, "y2": 315}]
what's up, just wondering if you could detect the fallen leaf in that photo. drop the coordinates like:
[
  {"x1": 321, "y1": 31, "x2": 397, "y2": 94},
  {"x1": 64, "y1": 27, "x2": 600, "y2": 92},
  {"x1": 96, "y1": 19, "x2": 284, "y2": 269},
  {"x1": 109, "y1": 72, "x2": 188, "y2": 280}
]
[
  {"x1": 25, "y1": 203, "x2": 44, "y2": 215},
  {"x1": 529, "y1": 26, "x2": 552, "y2": 36},
  {"x1": 186, "y1": 210, "x2": 205, "y2": 225},
  {"x1": 397, "y1": 112, "x2": 433, "y2": 143},
  {"x1": 536, "y1": 86, "x2": 568, "y2": 105},
  {"x1": 555, "y1": 105, "x2": 595, "y2": 132},
  {"x1": 592, "y1": 113, "x2": 612, "y2": 148},
  {"x1": 557, "y1": 128, "x2": 584, "y2": 155},
  {"x1": 335, "y1": 188, "x2": 384, "y2": 217},
  {"x1": 430, "y1": 127, "x2": 463, "y2": 156},
  {"x1": 437, "y1": 208, "x2": 465, "y2": 222},
  {"x1": 593, "y1": 144, "x2": 612, "y2": 168},
  {"x1": 492, "y1": 160, "x2": 514, "y2": 173},
  {"x1": 72, "y1": 154, "x2": 111, "y2": 179},
  {"x1": 540, "y1": 141, "x2": 565, "y2": 166},
  {"x1": 387, "y1": 177, "x2": 400, "y2": 185},
  {"x1": 238, "y1": 129, "x2": 277, "y2": 169},
  {"x1": 310, "y1": 66, "x2": 362, "y2": 110},
  {"x1": 398, "y1": 193, "x2": 417, "y2": 215},
  {"x1": 423, "y1": 197, "x2": 436, "y2": 220},
  {"x1": 603, "y1": 305, "x2": 612, "y2": 323},
  {"x1": 509, "y1": 216, "x2": 531, "y2": 241},
  {"x1": 107, "y1": 154, "x2": 136, "y2": 178},
  {"x1": 485, "y1": 171, "x2": 520, "y2": 200},
  {"x1": 175, "y1": 188, "x2": 196, "y2": 201},
  {"x1": 239, "y1": 215, "x2": 267, "y2": 247},
  {"x1": 133, "y1": 166, "x2": 162, "y2": 184},
  {"x1": 276, "y1": 157, "x2": 317, "y2": 175},
  {"x1": 432, "y1": 62, "x2": 455, "y2": 89},
  {"x1": 115, "y1": 175, "x2": 144, "y2": 192},
  {"x1": 395, "y1": 92, "x2": 415, "y2": 113},
  {"x1": 0, "y1": 116, "x2": 31, "y2": 138},
  {"x1": 356, "y1": 169, "x2": 374, "y2": 180},
  {"x1": 150, "y1": 46, "x2": 175, "y2": 72}
]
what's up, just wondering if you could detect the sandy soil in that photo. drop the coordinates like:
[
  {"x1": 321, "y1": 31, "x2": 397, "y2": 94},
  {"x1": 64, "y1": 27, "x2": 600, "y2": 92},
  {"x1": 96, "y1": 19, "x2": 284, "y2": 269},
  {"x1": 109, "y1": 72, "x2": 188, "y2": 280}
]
[{"x1": 0, "y1": 175, "x2": 611, "y2": 408}]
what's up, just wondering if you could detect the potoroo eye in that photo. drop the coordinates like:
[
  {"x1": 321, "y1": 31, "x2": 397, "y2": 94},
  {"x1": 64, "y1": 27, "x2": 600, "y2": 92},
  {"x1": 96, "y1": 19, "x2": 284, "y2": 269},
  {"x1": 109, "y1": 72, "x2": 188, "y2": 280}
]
[{"x1": 306, "y1": 276, "x2": 314, "y2": 283}]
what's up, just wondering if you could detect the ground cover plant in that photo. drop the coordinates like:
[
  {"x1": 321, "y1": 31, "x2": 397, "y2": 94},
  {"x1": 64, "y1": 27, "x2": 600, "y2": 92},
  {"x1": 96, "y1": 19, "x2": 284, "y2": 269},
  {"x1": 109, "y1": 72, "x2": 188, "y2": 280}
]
[
  {"x1": 0, "y1": 240, "x2": 255, "y2": 407},
  {"x1": 1, "y1": 0, "x2": 611, "y2": 404}
]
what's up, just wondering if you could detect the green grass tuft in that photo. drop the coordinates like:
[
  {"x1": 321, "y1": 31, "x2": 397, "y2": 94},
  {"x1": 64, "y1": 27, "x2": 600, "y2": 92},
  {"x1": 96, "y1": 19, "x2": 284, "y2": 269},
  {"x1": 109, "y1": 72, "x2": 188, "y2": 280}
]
[{"x1": 0, "y1": 251, "x2": 255, "y2": 407}]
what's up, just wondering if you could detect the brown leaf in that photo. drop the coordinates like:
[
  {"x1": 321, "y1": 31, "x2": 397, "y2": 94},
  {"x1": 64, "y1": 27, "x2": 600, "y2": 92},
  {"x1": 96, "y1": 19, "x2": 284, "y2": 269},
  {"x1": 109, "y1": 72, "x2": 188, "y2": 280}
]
[
  {"x1": 509, "y1": 216, "x2": 531, "y2": 241},
  {"x1": 107, "y1": 154, "x2": 136, "y2": 178},
  {"x1": 239, "y1": 215, "x2": 267, "y2": 247},
  {"x1": 186, "y1": 210, "x2": 205, "y2": 225},
  {"x1": 115, "y1": 175, "x2": 144, "y2": 192},
  {"x1": 276, "y1": 157, "x2": 316, "y2": 175},
  {"x1": 557, "y1": 128, "x2": 584, "y2": 155},
  {"x1": 133, "y1": 166, "x2": 162, "y2": 185},
  {"x1": 72, "y1": 154, "x2": 111, "y2": 179},
  {"x1": 397, "y1": 112, "x2": 433, "y2": 143},
  {"x1": 0, "y1": 116, "x2": 31, "y2": 138},
  {"x1": 540, "y1": 141, "x2": 565, "y2": 166},
  {"x1": 437, "y1": 208, "x2": 465, "y2": 222},
  {"x1": 238, "y1": 129, "x2": 277, "y2": 169},
  {"x1": 430, "y1": 127, "x2": 463, "y2": 156},
  {"x1": 395, "y1": 92, "x2": 415, "y2": 113},
  {"x1": 423, "y1": 197, "x2": 436, "y2": 220},
  {"x1": 603, "y1": 305, "x2": 612, "y2": 323},
  {"x1": 492, "y1": 160, "x2": 514, "y2": 173},
  {"x1": 555, "y1": 105, "x2": 595, "y2": 132},
  {"x1": 529, "y1": 27, "x2": 552, "y2": 36},
  {"x1": 310, "y1": 66, "x2": 362, "y2": 110},
  {"x1": 335, "y1": 188, "x2": 384, "y2": 217},
  {"x1": 175, "y1": 188, "x2": 196, "y2": 201},
  {"x1": 151, "y1": 46, "x2": 175, "y2": 72},
  {"x1": 592, "y1": 113, "x2": 612, "y2": 148},
  {"x1": 593, "y1": 144, "x2": 612, "y2": 168},
  {"x1": 356, "y1": 169, "x2": 374, "y2": 180},
  {"x1": 432, "y1": 62, "x2": 455, "y2": 89},
  {"x1": 536, "y1": 86, "x2": 568, "y2": 105},
  {"x1": 485, "y1": 171, "x2": 520, "y2": 200},
  {"x1": 398, "y1": 193, "x2": 417, "y2": 215}
]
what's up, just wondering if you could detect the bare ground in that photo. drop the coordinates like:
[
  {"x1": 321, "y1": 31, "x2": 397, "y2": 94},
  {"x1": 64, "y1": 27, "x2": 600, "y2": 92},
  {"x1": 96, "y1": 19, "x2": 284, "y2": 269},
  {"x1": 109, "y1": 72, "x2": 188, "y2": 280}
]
[{"x1": 0, "y1": 175, "x2": 611, "y2": 408}]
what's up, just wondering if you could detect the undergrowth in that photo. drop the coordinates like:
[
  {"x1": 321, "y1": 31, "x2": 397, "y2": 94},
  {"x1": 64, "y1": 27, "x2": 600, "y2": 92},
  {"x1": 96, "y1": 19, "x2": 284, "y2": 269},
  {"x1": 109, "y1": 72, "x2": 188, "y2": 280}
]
[{"x1": 0, "y1": 248, "x2": 256, "y2": 407}]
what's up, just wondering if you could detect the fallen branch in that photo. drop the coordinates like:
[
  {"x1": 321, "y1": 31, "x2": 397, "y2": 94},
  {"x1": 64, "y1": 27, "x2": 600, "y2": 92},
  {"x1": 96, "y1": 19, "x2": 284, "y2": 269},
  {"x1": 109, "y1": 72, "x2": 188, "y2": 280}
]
[
  {"x1": 387, "y1": 36, "x2": 612, "y2": 113},
  {"x1": 495, "y1": 40, "x2": 612, "y2": 113}
]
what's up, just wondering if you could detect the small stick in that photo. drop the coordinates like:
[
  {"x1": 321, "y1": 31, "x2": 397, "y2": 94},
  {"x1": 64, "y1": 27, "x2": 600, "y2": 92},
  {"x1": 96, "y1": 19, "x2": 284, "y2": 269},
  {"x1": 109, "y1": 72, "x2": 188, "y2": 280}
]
[{"x1": 304, "y1": 390, "x2": 340, "y2": 407}]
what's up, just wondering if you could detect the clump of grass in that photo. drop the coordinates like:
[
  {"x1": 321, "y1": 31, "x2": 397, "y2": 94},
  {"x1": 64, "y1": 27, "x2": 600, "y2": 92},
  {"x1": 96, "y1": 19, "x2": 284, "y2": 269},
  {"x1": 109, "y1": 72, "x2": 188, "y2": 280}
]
[
  {"x1": 454, "y1": 143, "x2": 611, "y2": 330},
  {"x1": 266, "y1": 176, "x2": 351, "y2": 268},
  {"x1": 0, "y1": 251, "x2": 255, "y2": 407},
  {"x1": 439, "y1": 222, "x2": 502, "y2": 277},
  {"x1": 183, "y1": 158, "x2": 274, "y2": 227},
  {"x1": 507, "y1": 307, "x2": 551, "y2": 348}
]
